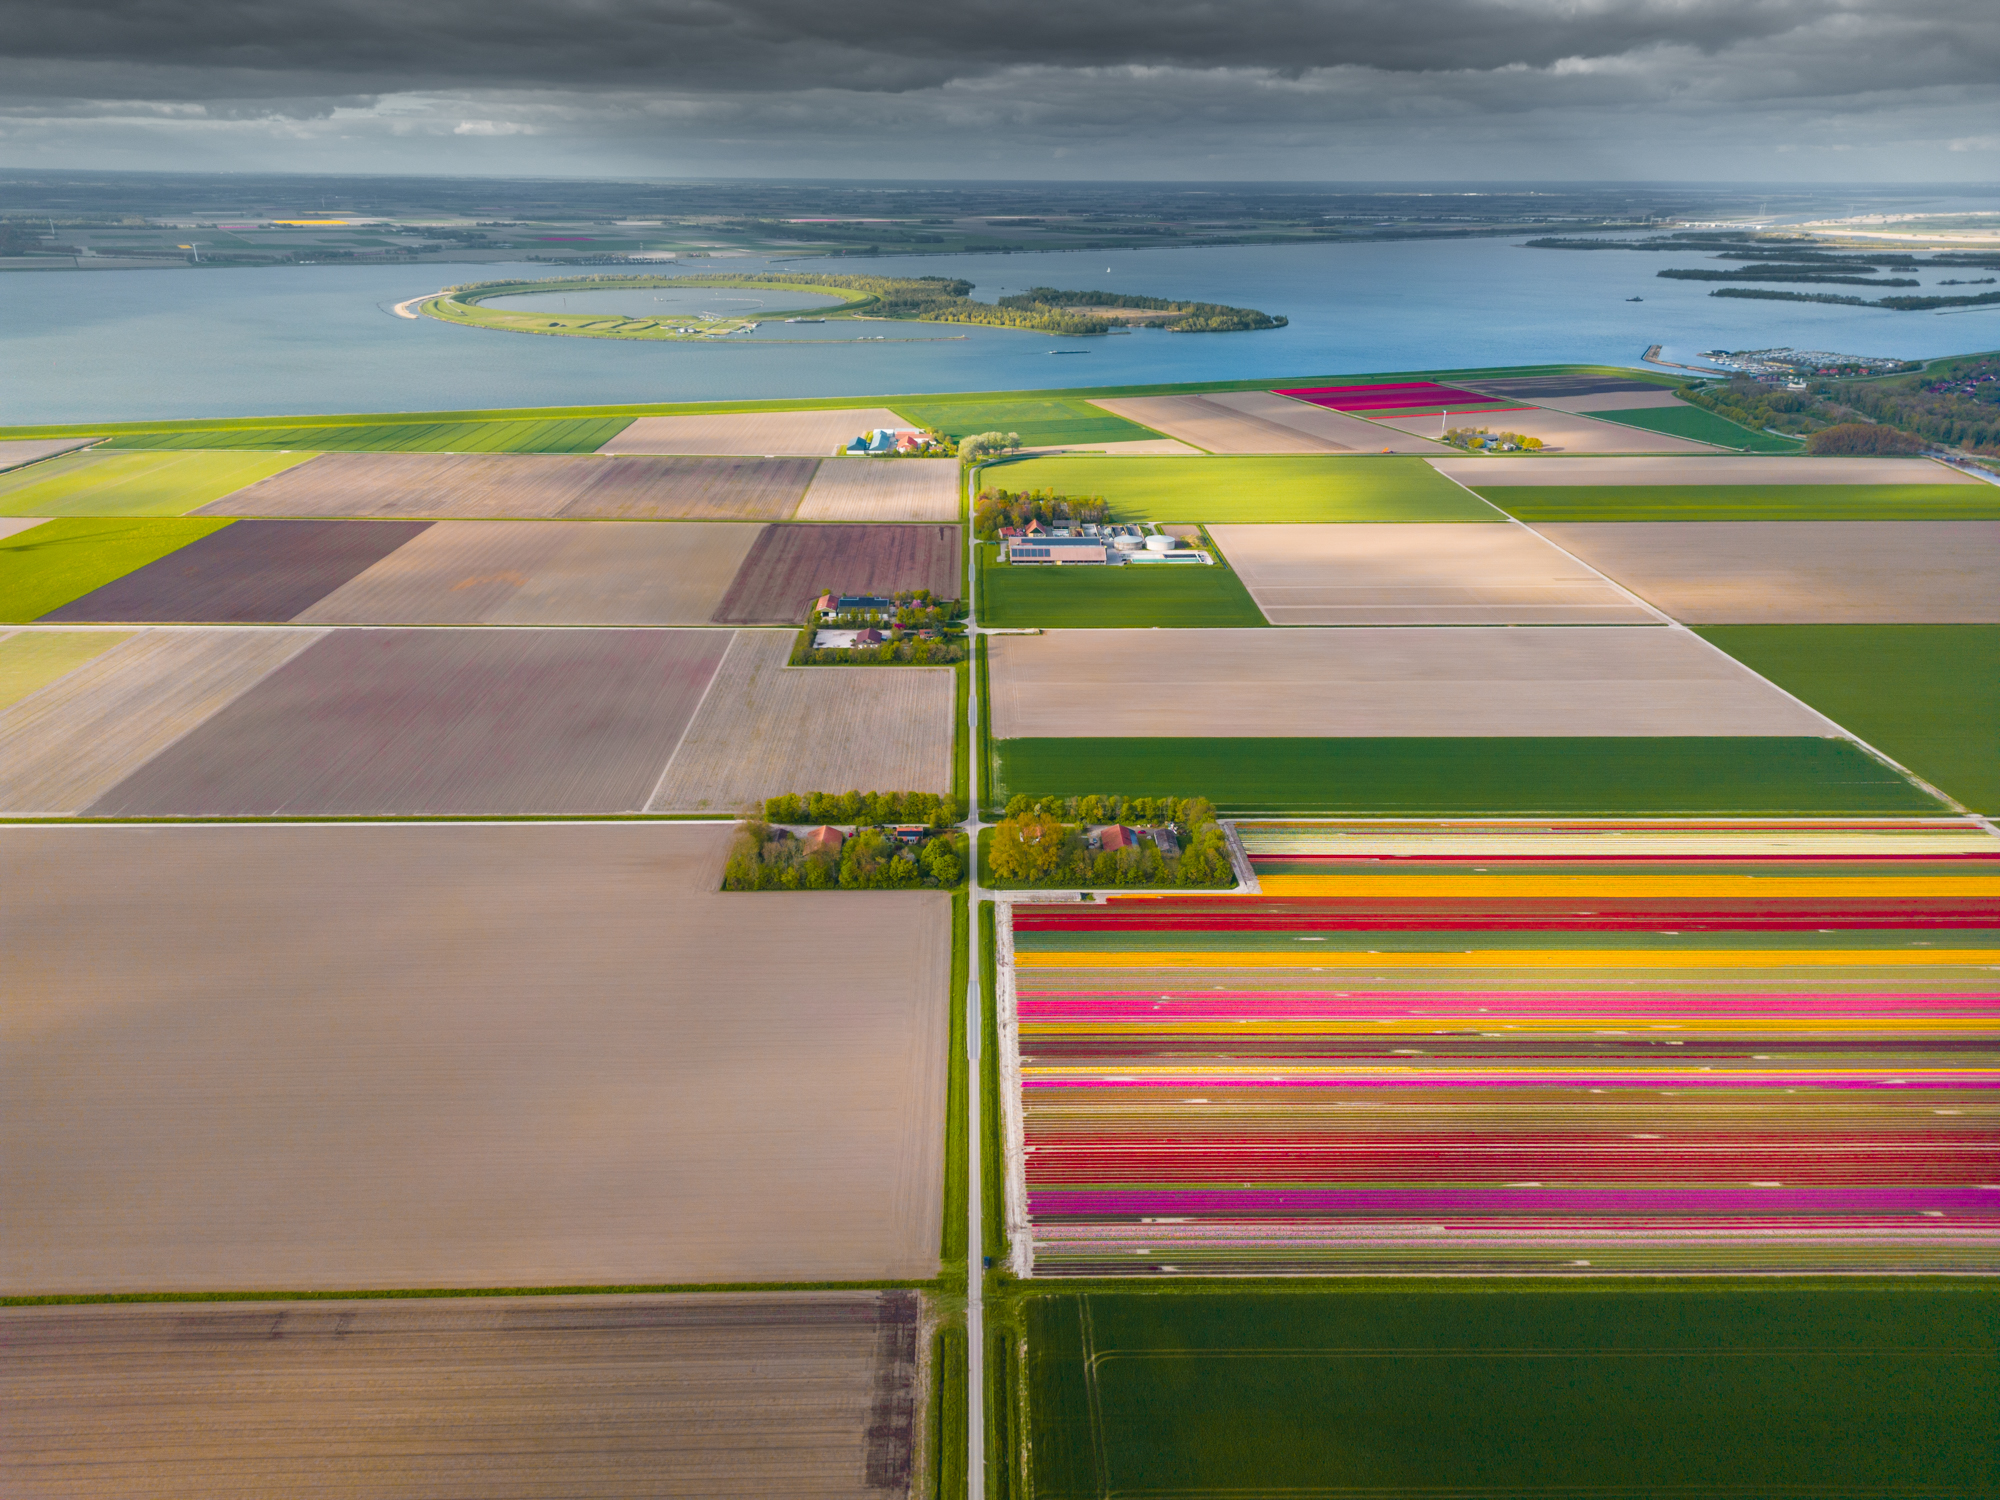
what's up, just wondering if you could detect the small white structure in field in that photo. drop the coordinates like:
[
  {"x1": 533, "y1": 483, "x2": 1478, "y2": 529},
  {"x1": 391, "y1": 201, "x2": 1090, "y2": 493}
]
[{"x1": 1144, "y1": 534, "x2": 1179, "y2": 553}]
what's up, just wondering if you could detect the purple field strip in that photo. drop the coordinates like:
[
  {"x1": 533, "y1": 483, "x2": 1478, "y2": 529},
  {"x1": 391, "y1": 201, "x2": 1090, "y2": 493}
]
[
  {"x1": 711, "y1": 523, "x2": 962, "y2": 624},
  {"x1": 1030, "y1": 1186, "x2": 2000, "y2": 1217},
  {"x1": 1020, "y1": 993, "x2": 2000, "y2": 1018},
  {"x1": 1273, "y1": 382, "x2": 1515, "y2": 412},
  {"x1": 81, "y1": 627, "x2": 732, "y2": 817},
  {"x1": 1025, "y1": 1072, "x2": 1999, "y2": 1089},
  {"x1": 39, "y1": 521, "x2": 433, "y2": 623}
]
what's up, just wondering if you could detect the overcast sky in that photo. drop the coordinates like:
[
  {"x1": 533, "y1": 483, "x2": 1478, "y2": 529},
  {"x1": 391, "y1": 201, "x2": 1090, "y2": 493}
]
[{"x1": 2, "y1": 0, "x2": 1997, "y2": 180}]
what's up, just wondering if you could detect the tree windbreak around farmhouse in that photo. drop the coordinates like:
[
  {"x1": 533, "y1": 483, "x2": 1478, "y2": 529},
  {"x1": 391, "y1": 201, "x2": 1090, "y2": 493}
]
[
  {"x1": 989, "y1": 794, "x2": 1234, "y2": 889},
  {"x1": 974, "y1": 488, "x2": 1108, "y2": 540},
  {"x1": 725, "y1": 821, "x2": 967, "y2": 891}
]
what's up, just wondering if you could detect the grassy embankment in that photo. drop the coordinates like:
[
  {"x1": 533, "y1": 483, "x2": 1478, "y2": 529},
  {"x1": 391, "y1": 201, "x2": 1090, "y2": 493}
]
[
  {"x1": 988, "y1": 736, "x2": 1946, "y2": 816},
  {"x1": 989, "y1": 455, "x2": 1504, "y2": 524},
  {"x1": 1699, "y1": 625, "x2": 2000, "y2": 813},
  {"x1": 0, "y1": 363, "x2": 1635, "y2": 446},
  {"x1": 425, "y1": 274, "x2": 880, "y2": 342},
  {"x1": 973, "y1": 541, "x2": 1265, "y2": 630},
  {"x1": 1483, "y1": 483, "x2": 2000, "y2": 522},
  {"x1": 0, "y1": 517, "x2": 229, "y2": 621},
  {"x1": 1018, "y1": 1283, "x2": 2000, "y2": 1498}
]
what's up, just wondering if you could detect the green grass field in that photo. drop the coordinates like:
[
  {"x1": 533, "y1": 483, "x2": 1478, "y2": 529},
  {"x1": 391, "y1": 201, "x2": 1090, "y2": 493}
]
[
  {"x1": 1588, "y1": 402, "x2": 1805, "y2": 452},
  {"x1": 1484, "y1": 483, "x2": 2000, "y2": 522},
  {"x1": 0, "y1": 517, "x2": 231, "y2": 622},
  {"x1": 100, "y1": 417, "x2": 632, "y2": 454},
  {"x1": 1024, "y1": 1285, "x2": 2000, "y2": 1499},
  {"x1": 988, "y1": 735, "x2": 1943, "y2": 814},
  {"x1": 0, "y1": 451, "x2": 312, "y2": 518},
  {"x1": 892, "y1": 397, "x2": 1160, "y2": 447},
  {"x1": 986, "y1": 455, "x2": 1500, "y2": 524},
  {"x1": 975, "y1": 545, "x2": 1266, "y2": 628},
  {"x1": 1698, "y1": 625, "x2": 2000, "y2": 813}
]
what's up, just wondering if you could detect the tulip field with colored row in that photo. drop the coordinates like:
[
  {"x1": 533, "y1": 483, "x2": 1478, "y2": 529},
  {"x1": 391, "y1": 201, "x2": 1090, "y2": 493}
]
[{"x1": 1002, "y1": 817, "x2": 2000, "y2": 1274}]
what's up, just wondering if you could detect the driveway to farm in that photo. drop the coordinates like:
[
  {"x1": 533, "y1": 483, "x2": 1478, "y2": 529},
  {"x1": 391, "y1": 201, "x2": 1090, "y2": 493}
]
[{"x1": 965, "y1": 460, "x2": 990, "y2": 1500}]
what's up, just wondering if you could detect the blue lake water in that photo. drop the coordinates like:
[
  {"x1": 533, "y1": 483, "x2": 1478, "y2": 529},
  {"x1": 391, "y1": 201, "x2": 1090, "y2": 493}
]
[{"x1": 4, "y1": 240, "x2": 1998, "y2": 423}]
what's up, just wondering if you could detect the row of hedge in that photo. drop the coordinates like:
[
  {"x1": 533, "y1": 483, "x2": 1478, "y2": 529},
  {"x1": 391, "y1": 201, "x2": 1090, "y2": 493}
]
[
  {"x1": 725, "y1": 823, "x2": 968, "y2": 890},
  {"x1": 988, "y1": 794, "x2": 1234, "y2": 889}
]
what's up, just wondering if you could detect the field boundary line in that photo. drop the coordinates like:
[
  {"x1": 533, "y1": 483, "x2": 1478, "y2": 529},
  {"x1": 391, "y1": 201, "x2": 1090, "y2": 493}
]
[
  {"x1": 643, "y1": 629, "x2": 738, "y2": 812},
  {"x1": 1077, "y1": 1295, "x2": 1113, "y2": 1500},
  {"x1": 1676, "y1": 627, "x2": 1972, "y2": 815}
]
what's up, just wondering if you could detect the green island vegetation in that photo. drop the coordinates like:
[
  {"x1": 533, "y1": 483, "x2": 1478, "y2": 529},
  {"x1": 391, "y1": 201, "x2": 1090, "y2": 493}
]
[
  {"x1": 1714, "y1": 285, "x2": 2000, "y2": 311},
  {"x1": 1677, "y1": 354, "x2": 2000, "y2": 453},
  {"x1": 1479, "y1": 482, "x2": 2000, "y2": 522},
  {"x1": 791, "y1": 589, "x2": 968, "y2": 665},
  {"x1": 988, "y1": 736, "x2": 1943, "y2": 816},
  {"x1": 1660, "y1": 266, "x2": 1921, "y2": 287},
  {"x1": 1442, "y1": 425, "x2": 1543, "y2": 452},
  {"x1": 423, "y1": 272, "x2": 1281, "y2": 342},
  {"x1": 1586, "y1": 398, "x2": 1803, "y2": 451},
  {"x1": 1012, "y1": 1283, "x2": 2000, "y2": 1500},
  {"x1": 994, "y1": 286, "x2": 1285, "y2": 332},
  {"x1": 1697, "y1": 625, "x2": 2000, "y2": 813},
  {"x1": 976, "y1": 540, "x2": 1266, "y2": 629},
  {"x1": 982, "y1": 794, "x2": 1234, "y2": 889},
  {"x1": 989, "y1": 455, "x2": 1502, "y2": 524},
  {"x1": 0, "y1": 450, "x2": 312, "y2": 516},
  {"x1": 723, "y1": 791, "x2": 968, "y2": 891},
  {"x1": 0, "y1": 516, "x2": 229, "y2": 621}
]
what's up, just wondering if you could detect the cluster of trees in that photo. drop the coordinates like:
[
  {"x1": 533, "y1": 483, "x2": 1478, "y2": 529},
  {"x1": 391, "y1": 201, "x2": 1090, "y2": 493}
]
[
  {"x1": 1660, "y1": 268, "x2": 1919, "y2": 287},
  {"x1": 1678, "y1": 378, "x2": 1823, "y2": 437},
  {"x1": 1805, "y1": 424, "x2": 1928, "y2": 456},
  {"x1": 960, "y1": 432, "x2": 1023, "y2": 462},
  {"x1": 1681, "y1": 357, "x2": 2000, "y2": 453},
  {"x1": 988, "y1": 795, "x2": 1235, "y2": 889},
  {"x1": 1443, "y1": 427, "x2": 1544, "y2": 452},
  {"x1": 973, "y1": 488, "x2": 1109, "y2": 538},
  {"x1": 1713, "y1": 287, "x2": 2000, "y2": 312},
  {"x1": 763, "y1": 790, "x2": 963, "y2": 826},
  {"x1": 995, "y1": 287, "x2": 1286, "y2": 332},
  {"x1": 795, "y1": 636, "x2": 967, "y2": 666},
  {"x1": 724, "y1": 823, "x2": 967, "y2": 891}
]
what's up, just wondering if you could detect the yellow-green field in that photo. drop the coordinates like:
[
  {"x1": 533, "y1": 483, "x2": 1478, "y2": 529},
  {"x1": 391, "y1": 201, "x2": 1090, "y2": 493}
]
[{"x1": 0, "y1": 451, "x2": 313, "y2": 517}]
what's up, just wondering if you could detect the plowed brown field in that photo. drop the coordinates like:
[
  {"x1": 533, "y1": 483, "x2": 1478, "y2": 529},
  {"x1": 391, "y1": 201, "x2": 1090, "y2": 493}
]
[
  {"x1": 2, "y1": 1292, "x2": 922, "y2": 1498},
  {"x1": 1, "y1": 822, "x2": 949, "y2": 1291},
  {"x1": 603, "y1": 408, "x2": 911, "y2": 455},
  {"x1": 797, "y1": 459, "x2": 961, "y2": 522},
  {"x1": 712, "y1": 523, "x2": 961, "y2": 623},
  {"x1": 203, "y1": 452, "x2": 816, "y2": 520}
]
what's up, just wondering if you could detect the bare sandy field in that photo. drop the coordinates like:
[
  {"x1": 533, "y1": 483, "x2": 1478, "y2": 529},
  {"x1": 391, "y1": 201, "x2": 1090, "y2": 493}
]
[
  {"x1": 796, "y1": 458, "x2": 961, "y2": 522},
  {"x1": 1207, "y1": 522, "x2": 1657, "y2": 625},
  {"x1": 1431, "y1": 455, "x2": 1974, "y2": 486},
  {"x1": 1019, "y1": 438, "x2": 1204, "y2": 457},
  {"x1": 203, "y1": 452, "x2": 816, "y2": 521},
  {"x1": 603, "y1": 408, "x2": 910, "y2": 455},
  {"x1": 0, "y1": 630, "x2": 132, "y2": 710},
  {"x1": 297, "y1": 520, "x2": 763, "y2": 624},
  {"x1": 0, "y1": 516, "x2": 49, "y2": 541},
  {"x1": 1533, "y1": 521, "x2": 2000, "y2": 623},
  {"x1": 0, "y1": 822, "x2": 948, "y2": 1291},
  {"x1": 2, "y1": 1292, "x2": 921, "y2": 1498},
  {"x1": 0, "y1": 438, "x2": 98, "y2": 472},
  {"x1": 0, "y1": 629, "x2": 324, "y2": 815},
  {"x1": 1376, "y1": 408, "x2": 1719, "y2": 453},
  {"x1": 987, "y1": 627, "x2": 1834, "y2": 737},
  {"x1": 1090, "y1": 396, "x2": 1345, "y2": 453},
  {"x1": 1094, "y1": 392, "x2": 1446, "y2": 454},
  {"x1": 85, "y1": 628, "x2": 731, "y2": 817},
  {"x1": 649, "y1": 630, "x2": 954, "y2": 811}
]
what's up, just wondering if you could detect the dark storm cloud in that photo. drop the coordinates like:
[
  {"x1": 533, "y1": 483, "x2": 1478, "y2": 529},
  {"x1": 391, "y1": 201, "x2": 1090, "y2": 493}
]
[{"x1": 4, "y1": 0, "x2": 1993, "y2": 98}]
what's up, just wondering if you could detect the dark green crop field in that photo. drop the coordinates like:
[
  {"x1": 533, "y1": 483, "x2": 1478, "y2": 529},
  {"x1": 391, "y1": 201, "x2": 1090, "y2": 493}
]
[
  {"x1": 1699, "y1": 624, "x2": 2000, "y2": 813},
  {"x1": 989, "y1": 455, "x2": 1500, "y2": 524},
  {"x1": 1588, "y1": 402, "x2": 1804, "y2": 452},
  {"x1": 99, "y1": 417, "x2": 633, "y2": 454},
  {"x1": 0, "y1": 517, "x2": 227, "y2": 622},
  {"x1": 893, "y1": 397, "x2": 1160, "y2": 447},
  {"x1": 975, "y1": 546, "x2": 1265, "y2": 629},
  {"x1": 1022, "y1": 1284, "x2": 2000, "y2": 1499},
  {"x1": 1485, "y1": 483, "x2": 2000, "y2": 522},
  {"x1": 988, "y1": 735, "x2": 1943, "y2": 815}
]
